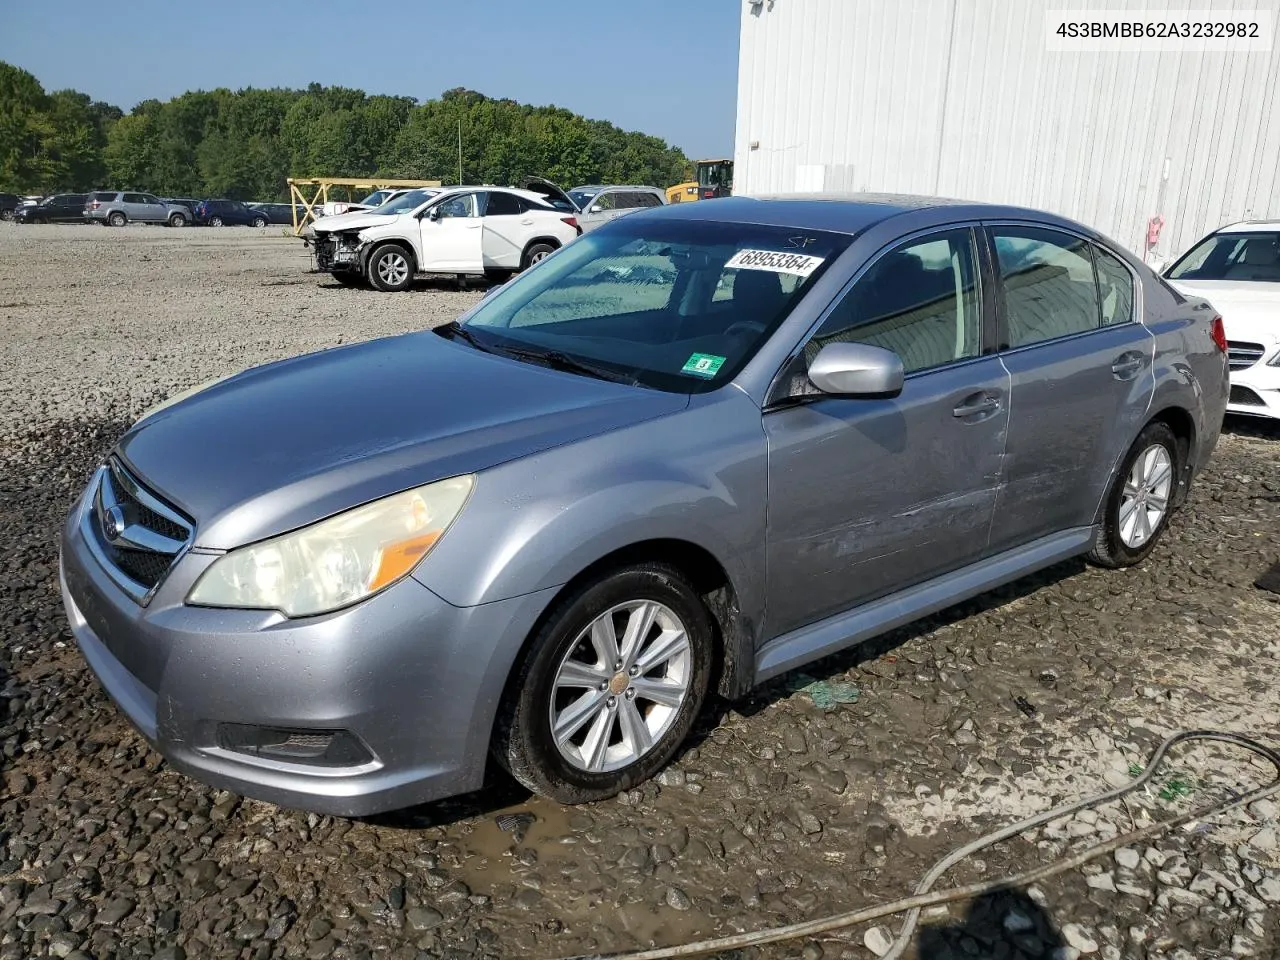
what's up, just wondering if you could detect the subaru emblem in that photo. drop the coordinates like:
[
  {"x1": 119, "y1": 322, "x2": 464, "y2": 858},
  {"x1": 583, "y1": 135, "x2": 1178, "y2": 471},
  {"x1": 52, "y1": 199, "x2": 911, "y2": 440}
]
[{"x1": 104, "y1": 505, "x2": 127, "y2": 541}]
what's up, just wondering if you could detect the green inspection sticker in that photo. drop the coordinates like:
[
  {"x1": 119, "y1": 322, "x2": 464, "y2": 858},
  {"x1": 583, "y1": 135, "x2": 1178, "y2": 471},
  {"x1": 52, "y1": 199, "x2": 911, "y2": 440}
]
[{"x1": 681, "y1": 353, "x2": 726, "y2": 378}]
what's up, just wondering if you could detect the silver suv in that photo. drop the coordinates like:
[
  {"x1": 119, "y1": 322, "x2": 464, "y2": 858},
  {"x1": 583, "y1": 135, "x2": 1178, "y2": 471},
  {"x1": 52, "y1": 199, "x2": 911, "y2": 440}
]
[
  {"x1": 85, "y1": 191, "x2": 192, "y2": 227},
  {"x1": 567, "y1": 184, "x2": 666, "y2": 232}
]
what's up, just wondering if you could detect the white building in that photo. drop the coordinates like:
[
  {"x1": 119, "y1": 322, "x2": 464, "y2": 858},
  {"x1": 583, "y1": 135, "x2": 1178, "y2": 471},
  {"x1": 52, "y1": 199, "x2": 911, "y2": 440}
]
[{"x1": 733, "y1": 0, "x2": 1280, "y2": 262}]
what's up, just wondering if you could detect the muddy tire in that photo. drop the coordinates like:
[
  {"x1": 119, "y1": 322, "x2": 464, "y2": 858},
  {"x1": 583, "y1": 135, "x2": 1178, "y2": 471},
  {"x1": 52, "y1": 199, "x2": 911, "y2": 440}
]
[
  {"x1": 1089, "y1": 421, "x2": 1180, "y2": 569},
  {"x1": 493, "y1": 563, "x2": 713, "y2": 804}
]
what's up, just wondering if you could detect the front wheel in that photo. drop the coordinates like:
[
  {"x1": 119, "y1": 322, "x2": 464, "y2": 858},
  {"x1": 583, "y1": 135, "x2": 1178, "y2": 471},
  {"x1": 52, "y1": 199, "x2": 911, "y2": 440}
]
[
  {"x1": 367, "y1": 244, "x2": 414, "y2": 292},
  {"x1": 168, "y1": 213, "x2": 186, "y2": 227},
  {"x1": 493, "y1": 563, "x2": 713, "y2": 804},
  {"x1": 1089, "y1": 421, "x2": 1180, "y2": 568},
  {"x1": 252, "y1": 216, "x2": 267, "y2": 228}
]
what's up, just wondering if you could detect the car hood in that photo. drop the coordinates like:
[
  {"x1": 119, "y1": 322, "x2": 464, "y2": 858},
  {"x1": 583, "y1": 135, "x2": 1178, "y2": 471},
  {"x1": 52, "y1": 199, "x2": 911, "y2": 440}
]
[
  {"x1": 312, "y1": 210, "x2": 402, "y2": 234},
  {"x1": 116, "y1": 332, "x2": 688, "y2": 550},
  {"x1": 1168, "y1": 280, "x2": 1280, "y2": 345}
]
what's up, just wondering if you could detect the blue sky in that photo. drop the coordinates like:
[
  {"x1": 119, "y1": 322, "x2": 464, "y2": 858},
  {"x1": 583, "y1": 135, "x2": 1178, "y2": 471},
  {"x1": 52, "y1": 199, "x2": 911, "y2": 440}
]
[{"x1": 0, "y1": 0, "x2": 741, "y2": 159}]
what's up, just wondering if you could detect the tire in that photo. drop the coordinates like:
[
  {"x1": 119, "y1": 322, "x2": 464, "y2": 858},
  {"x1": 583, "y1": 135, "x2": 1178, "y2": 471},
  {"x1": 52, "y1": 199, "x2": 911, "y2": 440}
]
[
  {"x1": 108, "y1": 211, "x2": 127, "y2": 227},
  {"x1": 252, "y1": 216, "x2": 267, "y2": 228},
  {"x1": 168, "y1": 213, "x2": 186, "y2": 228},
  {"x1": 0, "y1": 208, "x2": 14, "y2": 222},
  {"x1": 1088, "y1": 421, "x2": 1180, "y2": 569},
  {"x1": 494, "y1": 563, "x2": 714, "y2": 804},
  {"x1": 367, "y1": 244, "x2": 414, "y2": 292},
  {"x1": 208, "y1": 216, "x2": 224, "y2": 227},
  {"x1": 522, "y1": 242, "x2": 557, "y2": 270}
]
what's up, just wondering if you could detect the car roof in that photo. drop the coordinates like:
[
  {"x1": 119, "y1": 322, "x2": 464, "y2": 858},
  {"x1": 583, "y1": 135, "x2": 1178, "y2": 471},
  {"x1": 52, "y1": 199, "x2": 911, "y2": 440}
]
[
  {"x1": 1216, "y1": 219, "x2": 1280, "y2": 233},
  {"x1": 631, "y1": 193, "x2": 1096, "y2": 236},
  {"x1": 570, "y1": 184, "x2": 663, "y2": 192},
  {"x1": 432, "y1": 185, "x2": 556, "y2": 205}
]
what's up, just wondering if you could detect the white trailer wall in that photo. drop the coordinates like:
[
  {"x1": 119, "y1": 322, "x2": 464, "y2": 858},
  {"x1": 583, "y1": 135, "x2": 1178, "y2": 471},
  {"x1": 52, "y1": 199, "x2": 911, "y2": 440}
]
[{"x1": 734, "y1": 0, "x2": 1280, "y2": 261}]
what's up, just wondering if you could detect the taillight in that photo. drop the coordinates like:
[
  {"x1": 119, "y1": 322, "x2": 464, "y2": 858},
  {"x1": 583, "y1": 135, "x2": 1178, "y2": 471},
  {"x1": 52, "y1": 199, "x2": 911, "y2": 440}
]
[
  {"x1": 561, "y1": 216, "x2": 580, "y2": 234},
  {"x1": 702, "y1": 188, "x2": 716, "y2": 199},
  {"x1": 1210, "y1": 315, "x2": 1227, "y2": 353}
]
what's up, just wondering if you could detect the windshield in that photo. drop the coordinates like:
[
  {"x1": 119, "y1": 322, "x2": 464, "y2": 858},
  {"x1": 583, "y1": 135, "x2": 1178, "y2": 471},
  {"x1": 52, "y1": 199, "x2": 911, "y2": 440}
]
[
  {"x1": 568, "y1": 189, "x2": 597, "y2": 209},
  {"x1": 359, "y1": 190, "x2": 391, "y2": 206},
  {"x1": 371, "y1": 189, "x2": 437, "y2": 215},
  {"x1": 455, "y1": 219, "x2": 849, "y2": 393},
  {"x1": 1167, "y1": 230, "x2": 1280, "y2": 282}
]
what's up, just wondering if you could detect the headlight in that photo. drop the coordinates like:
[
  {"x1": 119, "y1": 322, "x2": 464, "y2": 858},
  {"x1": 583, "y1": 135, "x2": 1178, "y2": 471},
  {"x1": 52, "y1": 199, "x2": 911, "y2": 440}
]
[
  {"x1": 136, "y1": 374, "x2": 235, "y2": 424},
  {"x1": 188, "y1": 476, "x2": 474, "y2": 617},
  {"x1": 1269, "y1": 348, "x2": 1280, "y2": 367}
]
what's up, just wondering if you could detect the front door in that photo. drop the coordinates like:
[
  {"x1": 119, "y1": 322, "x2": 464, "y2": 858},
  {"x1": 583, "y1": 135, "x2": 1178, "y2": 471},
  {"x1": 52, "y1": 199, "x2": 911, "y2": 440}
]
[
  {"x1": 418, "y1": 192, "x2": 484, "y2": 272},
  {"x1": 983, "y1": 224, "x2": 1154, "y2": 550},
  {"x1": 764, "y1": 226, "x2": 1008, "y2": 639}
]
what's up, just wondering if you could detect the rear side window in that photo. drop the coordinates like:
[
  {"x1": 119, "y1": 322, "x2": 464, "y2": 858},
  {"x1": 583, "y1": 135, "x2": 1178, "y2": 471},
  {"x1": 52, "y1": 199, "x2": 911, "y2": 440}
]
[
  {"x1": 993, "y1": 227, "x2": 1099, "y2": 348},
  {"x1": 93, "y1": 192, "x2": 117, "y2": 202},
  {"x1": 1094, "y1": 246, "x2": 1134, "y2": 326},
  {"x1": 808, "y1": 227, "x2": 983, "y2": 374},
  {"x1": 123, "y1": 193, "x2": 146, "y2": 204},
  {"x1": 484, "y1": 191, "x2": 522, "y2": 216},
  {"x1": 634, "y1": 192, "x2": 663, "y2": 208}
]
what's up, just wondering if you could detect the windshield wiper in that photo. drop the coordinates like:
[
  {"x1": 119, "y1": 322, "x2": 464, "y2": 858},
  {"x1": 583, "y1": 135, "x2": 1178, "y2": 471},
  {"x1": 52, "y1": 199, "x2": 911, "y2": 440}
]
[
  {"x1": 436, "y1": 321, "x2": 499, "y2": 355},
  {"x1": 497, "y1": 345, "x2": 638, "y2": 385}
]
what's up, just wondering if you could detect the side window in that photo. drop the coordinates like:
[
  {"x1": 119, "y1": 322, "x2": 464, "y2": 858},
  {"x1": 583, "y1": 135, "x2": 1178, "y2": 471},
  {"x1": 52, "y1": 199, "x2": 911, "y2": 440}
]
[
  {"x1": 141, "y1": 195, "x2": 161, "y2": 205},
  {"x1": 435, "y1": 193, "x2": 478, "y2": 219},
  {"x1": 591, "y1": 193, "x2": 617, "y2": 212},
  {"x1": 123, "y1": 193, "x2": 146, "y2": 204},
  {"x1": 483, "y1": 191, "x2": 522, "y2": 217},
  {"x1": 807, "y1": 228, "x2": 982, "y2": 374},
  {"x1": 993, "y1": 227, "x2": 1100, "y2": 348},
  {"x1": 1093, "y1": 246, "x2": 1135, "y2": 326},
  {"x1": 635, "y1": 192, "x2": 663, "y2": 208}
]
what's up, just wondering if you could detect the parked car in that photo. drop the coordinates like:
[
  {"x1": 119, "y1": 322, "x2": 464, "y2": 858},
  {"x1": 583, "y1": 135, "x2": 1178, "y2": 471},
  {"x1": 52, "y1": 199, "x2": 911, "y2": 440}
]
[
  {"x1": 85, "y1": 192, "x2": 192, "y2": 227},
  {"x1": 194, "y1": 199, "x2": 269, "y2": 227},
  {"x1": 164, "y1": 198, "x2": 203, "y2": 214},
  {"x1": 15, "y1": 194, "x2": 89, "y2": 224},
  {"x1": 60, "y1": 195, "x2": 1227, "y2": 816},
  {"x1": 563, "y1": 184, "x2": 666, "y2": 232},
  {"x1": 318, "y1": 189, "x2": 414, "y2": 218},
  {"x1": 311, "y1": 186, "x2": 579, "y2": 290},
  {"x1": 1165, "y1": 220, "x2": 1280, "y2": 420},
  {"x1": 0, "y1": 193, "x2": 20, "y2": 221}
]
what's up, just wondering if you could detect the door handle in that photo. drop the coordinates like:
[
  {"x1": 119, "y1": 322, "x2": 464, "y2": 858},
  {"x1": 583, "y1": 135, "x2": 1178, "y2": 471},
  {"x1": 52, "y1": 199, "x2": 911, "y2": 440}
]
[
  {"x1": 952, "y1": 393, "x2": 1001, "y2": 419},
  {"x1": 1111, "y1": 351, "x2": 1145, "y2": 380},
  {"x1": 520, "y1": 218, "x2": 534, "y2": 225}
]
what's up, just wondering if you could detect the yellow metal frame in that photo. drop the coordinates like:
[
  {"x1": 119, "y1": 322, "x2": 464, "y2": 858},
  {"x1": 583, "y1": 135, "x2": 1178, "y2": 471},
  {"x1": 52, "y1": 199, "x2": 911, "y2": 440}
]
[{"x1": 286, "y1": 177, "x2": 443, "y2": 235}]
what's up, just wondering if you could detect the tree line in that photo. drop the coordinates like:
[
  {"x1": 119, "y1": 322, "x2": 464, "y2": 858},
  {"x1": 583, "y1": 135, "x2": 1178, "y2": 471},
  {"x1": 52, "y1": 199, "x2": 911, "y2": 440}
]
[{"x1": 0, "y1": 62, "x2": 692, "y2": 200}]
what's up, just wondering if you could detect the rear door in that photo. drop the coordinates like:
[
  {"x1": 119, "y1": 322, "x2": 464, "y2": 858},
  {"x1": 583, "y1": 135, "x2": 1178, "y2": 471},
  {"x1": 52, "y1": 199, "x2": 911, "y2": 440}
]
[
  {"x1": 59, "y1": 195, "x2": 87, "y2": 221},
  {"x1": 984, "y1": 223, "x2": 1153, "y2": 551},
  {"x1": 480, "y1": 191, "x2": 533, "y2": 269},
  {"x1": 417, "y1": 191, "x2": 484, "y2": 272},
  {"x1": 122, "y1": 193, "x2": 148, "y2": 219}
]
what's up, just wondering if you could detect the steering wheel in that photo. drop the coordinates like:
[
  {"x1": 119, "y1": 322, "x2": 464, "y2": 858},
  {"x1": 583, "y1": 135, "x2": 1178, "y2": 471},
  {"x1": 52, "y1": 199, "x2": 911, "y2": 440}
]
[{"x1": 724, "y1": 320, "x2": 766, "y2": 339}]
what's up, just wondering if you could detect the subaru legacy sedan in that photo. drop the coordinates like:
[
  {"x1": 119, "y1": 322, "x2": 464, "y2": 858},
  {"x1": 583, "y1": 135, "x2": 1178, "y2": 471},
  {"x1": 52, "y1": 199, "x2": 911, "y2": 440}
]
[{"x1": 60, "y1": 195, "x2": 1227, "y2": 815}]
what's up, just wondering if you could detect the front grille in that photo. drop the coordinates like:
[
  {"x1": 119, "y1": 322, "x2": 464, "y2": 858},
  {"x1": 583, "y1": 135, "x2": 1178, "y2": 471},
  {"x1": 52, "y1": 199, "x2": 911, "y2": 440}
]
[
  {"x1": 1228, "y1": 340, "x2": 1266, "y2": 370},
  {"x1": 1230, "y1": 385, "x2": 1267, "y2": 407},
  {"x1": 87, "y1": 458, "x2": 193, "y2": 602}
]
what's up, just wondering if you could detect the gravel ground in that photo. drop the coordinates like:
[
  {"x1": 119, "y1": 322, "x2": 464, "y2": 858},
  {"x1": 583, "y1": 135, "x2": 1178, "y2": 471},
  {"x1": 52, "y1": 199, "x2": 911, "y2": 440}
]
[{"x1": 2, "y1": 222, "x2": 1279, "y2": 960}]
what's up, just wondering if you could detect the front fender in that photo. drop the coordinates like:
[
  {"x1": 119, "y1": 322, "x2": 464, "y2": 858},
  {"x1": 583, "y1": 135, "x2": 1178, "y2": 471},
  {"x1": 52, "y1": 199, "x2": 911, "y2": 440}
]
[{"x1": 412, "y1": 387, "x2": 770, "y2": 648}]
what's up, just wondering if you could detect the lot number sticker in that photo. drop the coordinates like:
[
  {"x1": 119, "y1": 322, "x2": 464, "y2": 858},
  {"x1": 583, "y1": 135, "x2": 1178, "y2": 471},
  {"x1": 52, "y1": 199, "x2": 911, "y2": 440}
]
[
  {"x1": 682, "y1": 353, "x2": 726, "y2": 378},
  {"x1": 725, "y1": 248, "x2": 826, "y2": 277}
]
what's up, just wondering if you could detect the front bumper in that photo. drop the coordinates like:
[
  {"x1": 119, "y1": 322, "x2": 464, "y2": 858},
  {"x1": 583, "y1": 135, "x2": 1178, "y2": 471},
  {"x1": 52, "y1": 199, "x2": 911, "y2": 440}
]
[
  {"x1": 1228, "y1": 356, "x2": 1280, "y2": 420},
  {"x1": 313, "y1": 234, "x2": 363, "y2": 273},
  {"x1": 60, "y1": 485, "x2": 556, "y2": 816}
]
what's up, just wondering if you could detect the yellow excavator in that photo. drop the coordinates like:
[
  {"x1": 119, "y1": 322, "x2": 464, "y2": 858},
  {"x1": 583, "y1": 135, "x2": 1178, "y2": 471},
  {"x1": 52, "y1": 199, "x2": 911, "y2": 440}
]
[{"x1": 667, "y1": 158, "x2": 734, "y2": 204}]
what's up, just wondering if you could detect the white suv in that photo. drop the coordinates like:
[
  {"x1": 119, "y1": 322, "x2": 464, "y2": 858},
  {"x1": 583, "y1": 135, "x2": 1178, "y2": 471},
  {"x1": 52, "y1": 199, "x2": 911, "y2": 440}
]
[
  {"x1": 1166, "y1": 221, "x2": 1280, "y2": 420},
  {"x1": 312, "y1": 187, "x2": 581, "y2": 291}
]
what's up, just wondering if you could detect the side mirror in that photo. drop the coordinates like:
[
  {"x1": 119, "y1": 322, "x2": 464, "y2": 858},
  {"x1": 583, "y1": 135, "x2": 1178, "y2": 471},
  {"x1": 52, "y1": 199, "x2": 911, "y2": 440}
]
[
  {"x1": 589, "y1": 205, "x2": 603, "y2": 214},
  {"x1": 426, "y1": 206, "x2": 443, "y2": 221},
  {"x1": 807, "y1": 342, "x2": 904, "y2": 397}
]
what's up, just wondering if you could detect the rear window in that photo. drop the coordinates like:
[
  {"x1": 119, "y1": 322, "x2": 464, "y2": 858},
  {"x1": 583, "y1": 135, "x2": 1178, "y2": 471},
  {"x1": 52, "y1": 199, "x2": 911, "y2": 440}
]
[{"x1": 1167, "y1": 230, "x2": 1280, "y2": 282}]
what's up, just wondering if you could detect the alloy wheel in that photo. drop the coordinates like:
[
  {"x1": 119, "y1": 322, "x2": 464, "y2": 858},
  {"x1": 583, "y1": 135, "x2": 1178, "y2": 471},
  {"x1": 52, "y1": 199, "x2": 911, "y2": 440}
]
[
  {"x1": 549, "y1": 600, "x2": 692, "y2": 773},
  {"x1": 1118, "y1": 443, "x2": 1172, "y2": 548},
  {"x1": 376, "y1": 252, "x2": 409, "y2": 287}
]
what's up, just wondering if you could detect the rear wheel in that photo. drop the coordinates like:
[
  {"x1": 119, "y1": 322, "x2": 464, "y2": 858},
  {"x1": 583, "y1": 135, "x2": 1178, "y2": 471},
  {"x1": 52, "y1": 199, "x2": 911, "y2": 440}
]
[
  {"x1": 108, "y1": 211, "x2": 127, "y2": 227},
  {"x1": 168, "y1": 213, "x2": 186, "y2": 227},
  {"x1": 208, "y1": 216, "x2": 224, "y2": 227},
  {"x1": 1088, "y1": 421, "x2": 1179, "y2": 568},
  {"x1": 0, "y1": 208, "x2": 14, "y2": 222},
  {"x1": 368, "y1": 244, "x2": 414, "y2": 292},
  {"x1": 522, "y1": 242, "x2": 557, "y2": 270},
  {"x1": 494, "y1": 563, "x2": 713, "y2": 804}
]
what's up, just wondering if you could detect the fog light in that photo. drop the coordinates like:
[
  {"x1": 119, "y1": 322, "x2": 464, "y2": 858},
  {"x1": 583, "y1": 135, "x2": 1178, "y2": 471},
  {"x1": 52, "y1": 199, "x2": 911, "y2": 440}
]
[{"x1": 216, "y1": 724, "x2": 373, "y2": 767}]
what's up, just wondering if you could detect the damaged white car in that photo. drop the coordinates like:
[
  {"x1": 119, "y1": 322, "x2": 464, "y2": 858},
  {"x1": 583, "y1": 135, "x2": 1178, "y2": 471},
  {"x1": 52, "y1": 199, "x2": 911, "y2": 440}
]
[{"x1": 311, "y1": 185, "x2": 582, "y2": 291}]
